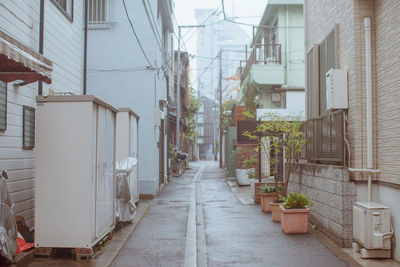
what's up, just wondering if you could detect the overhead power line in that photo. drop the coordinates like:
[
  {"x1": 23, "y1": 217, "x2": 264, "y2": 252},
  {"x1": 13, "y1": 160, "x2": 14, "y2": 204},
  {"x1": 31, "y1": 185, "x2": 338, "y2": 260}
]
[{"x1": 122, "y1": 0, "x2": 154, "y2": 69}]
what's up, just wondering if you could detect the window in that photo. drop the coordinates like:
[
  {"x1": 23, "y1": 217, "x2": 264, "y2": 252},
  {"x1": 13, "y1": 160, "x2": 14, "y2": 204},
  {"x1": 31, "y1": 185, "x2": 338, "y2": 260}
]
[
  {"x1": 52, "y1": 0, "x2": 73, "y2": 21},
  {"x1": 318, "y1": 28, "x2": 336, "y2": 115},
  {"x1": 306, "y1": 27, "x2": 336, "y2": 118},
  {"x1": 0, "y1": 82, "x2": 6, "y2": 131},
  {"x1": 88, "y1": 0, "x2": 108, "y2": 26},
  {"x1": 23, "y1": 106, "x2": 35, "y2": 149}
]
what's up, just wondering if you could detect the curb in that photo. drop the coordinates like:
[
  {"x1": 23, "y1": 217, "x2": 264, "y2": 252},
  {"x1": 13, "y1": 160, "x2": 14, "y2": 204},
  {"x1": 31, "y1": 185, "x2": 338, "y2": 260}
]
[
  {"x1": 93, "y1": 203, "x2": 151, "y2": 267},
  {"x1": 309, "y1": 226, "x2": 362, "y2": 267}
]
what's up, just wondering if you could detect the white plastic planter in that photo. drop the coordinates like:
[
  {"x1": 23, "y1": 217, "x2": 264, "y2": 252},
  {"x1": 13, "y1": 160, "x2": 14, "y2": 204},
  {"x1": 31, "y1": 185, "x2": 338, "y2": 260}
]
[
  {"x1": 236, "y1": 169, "x2": 251, "y2": 186},
  {"x1": 116, "y1": 108, "x2": 140, "y2": 203},
  {"x1": 35, "y1": 95, "x2": 117, "y2": 249}
]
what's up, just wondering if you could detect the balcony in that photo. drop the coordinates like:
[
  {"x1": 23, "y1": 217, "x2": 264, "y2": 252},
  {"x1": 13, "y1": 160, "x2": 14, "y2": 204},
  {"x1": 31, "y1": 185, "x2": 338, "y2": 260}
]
[{"x1": 240, "y1": 44, "x2": 284, "y2": 88}]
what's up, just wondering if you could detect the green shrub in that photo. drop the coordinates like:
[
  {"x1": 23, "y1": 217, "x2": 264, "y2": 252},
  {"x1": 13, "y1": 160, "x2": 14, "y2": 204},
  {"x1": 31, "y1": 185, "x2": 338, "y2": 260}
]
[
  {"x1": 243, "y1": 157, "x2": 257, "y2": 169},
  {"x1": 259, "y1": 184, "x2": 277, "y2": 193},
  {"x1": 282, "y1": 192, "x2": 313, "y2": 209},
  {"x1": 247, "y1": 169, "x2": 255, "y2": 179}
]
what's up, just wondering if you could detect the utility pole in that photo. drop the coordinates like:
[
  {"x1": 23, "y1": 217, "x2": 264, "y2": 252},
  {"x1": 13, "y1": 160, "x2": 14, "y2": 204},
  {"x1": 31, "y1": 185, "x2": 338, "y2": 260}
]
[
  {"x1": 219, "y1": 49, "x2": 223, "y2": 168},
  {"x1": 176, "y1": 25, "x2": 205, "y2": 150}
]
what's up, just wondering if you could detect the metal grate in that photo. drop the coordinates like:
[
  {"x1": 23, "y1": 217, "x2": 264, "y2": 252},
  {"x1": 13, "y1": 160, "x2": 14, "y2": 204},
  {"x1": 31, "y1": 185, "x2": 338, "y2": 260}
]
[
  {"x1": 89, "y1": 0, "x2": 107, "y2": 25},
  {"x1": 306, "y1": 110, "x2": 345, "y2": 164},
  {"x1": 23, "y1": 106, "x2": 35, "y2": 149},
  {"x1": 318, "y1": 28, "x2": 336, "y2": 116},
  {"x1": 0, "y1": 82, "x2": 6, "y2": 131},
  {"x1": 306, "y1": 48, "x2": 314, "y2": 119}
]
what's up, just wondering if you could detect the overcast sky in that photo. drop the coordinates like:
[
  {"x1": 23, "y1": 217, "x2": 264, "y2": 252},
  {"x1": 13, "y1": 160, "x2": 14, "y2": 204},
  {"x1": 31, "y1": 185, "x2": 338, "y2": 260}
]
[{"x1": 173, "y1": 0, "x2": 268, "y2": 89}]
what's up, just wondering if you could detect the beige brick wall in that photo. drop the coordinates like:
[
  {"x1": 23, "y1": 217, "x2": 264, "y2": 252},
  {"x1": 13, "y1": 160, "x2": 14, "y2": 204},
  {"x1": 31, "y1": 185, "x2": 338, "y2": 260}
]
[
  {"x1": 305, "y1": 0, "x2": 377, "y2": 180},
  {"x1": 374, "y1": 0, "x2": 400, "y2": 185}
]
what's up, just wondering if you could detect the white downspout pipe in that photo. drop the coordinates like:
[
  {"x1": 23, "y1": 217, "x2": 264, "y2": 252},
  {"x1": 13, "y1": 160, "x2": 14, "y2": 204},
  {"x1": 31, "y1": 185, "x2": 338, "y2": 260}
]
[{"x1": 364, "y1": 17, "x2": 373, "y2": 203}]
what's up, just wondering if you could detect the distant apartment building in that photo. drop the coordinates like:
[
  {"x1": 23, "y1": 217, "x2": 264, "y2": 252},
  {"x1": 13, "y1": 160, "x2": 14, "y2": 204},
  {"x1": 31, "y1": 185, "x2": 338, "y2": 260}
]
[
  {"x1": 195, "y1": 9, "x2": 249, "y2": 101},
  {"x1": 87, "y1": 0, "x2": 174, "y2": 197},
  {"x1": 0, "y1": 0, "x2": 85, "y2": 228},
  {"x1": 197, "y1": 96, "x2": 218, "y2": 160},
  {"x1": 290, "y1": 0, "x2": 400, "y2": 261},
  {"x1": 240, "y1": 0, "x2": 305, "y2": 118}
]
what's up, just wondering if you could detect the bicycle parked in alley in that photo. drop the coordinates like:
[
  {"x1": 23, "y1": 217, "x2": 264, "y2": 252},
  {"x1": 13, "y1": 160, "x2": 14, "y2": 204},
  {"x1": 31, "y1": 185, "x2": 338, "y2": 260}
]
[{"x1": 170, "y1": 146, "x2": 188, "y2": 177}]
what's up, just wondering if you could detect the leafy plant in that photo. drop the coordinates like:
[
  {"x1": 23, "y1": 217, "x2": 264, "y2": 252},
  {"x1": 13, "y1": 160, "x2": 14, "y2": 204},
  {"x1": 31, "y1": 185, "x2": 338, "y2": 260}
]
[
  {"x1": 242, "y1": 112, "x2": 306, "y2": 198},
  {"x1": 259, "y1": 184, "x2": 277, "y2": 193},
  {"x1": 282, "y1": 192, "x2": 313, "y2": 209},
  {"x1": 243, "y1": 157, "x2": 257, "y2": 169},
  {"x1": 247, "y1": 169, "x2": 255, "y2": 179},
  {"x1": 168, "y1": 144, "x2": 177, "y2": 160},
  {"x1": 184, "y1": 87, "x2": 201, "y2": 143}
]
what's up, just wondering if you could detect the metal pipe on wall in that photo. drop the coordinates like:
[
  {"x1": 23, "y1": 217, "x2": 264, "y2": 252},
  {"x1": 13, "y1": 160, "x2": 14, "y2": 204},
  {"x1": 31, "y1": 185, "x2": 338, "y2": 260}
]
[
  {"x1": 38, "y1": 0, "x2": 44, "y2": 95},
  {"x1": 364, "y1": 17, "x2": 373, "y2": 203}
]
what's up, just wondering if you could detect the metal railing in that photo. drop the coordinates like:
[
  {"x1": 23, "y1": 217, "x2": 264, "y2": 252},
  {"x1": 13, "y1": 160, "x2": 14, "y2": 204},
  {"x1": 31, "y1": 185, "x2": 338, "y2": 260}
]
[
  {"x1": 88, "y1": 0, "x2": 109, "y2": 26},
  {"x1": 306, "y1": 110, "x2": 345, "y2": 164},
  {"x1": 240, "y1": 44, "x2": 282, "y2": 83}
]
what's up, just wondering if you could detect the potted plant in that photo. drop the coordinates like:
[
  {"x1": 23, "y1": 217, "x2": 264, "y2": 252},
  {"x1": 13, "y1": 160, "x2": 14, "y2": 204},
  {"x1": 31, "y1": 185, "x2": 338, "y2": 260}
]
[
  {"x1": 235, "y1": 149, "x2": 258, "y2": 186},
  {"x1": 243, "y1": 113, "x2": 306, "y2": 221},
  {"x1": 280, "y1": 192, "x2": 312, "y2": 234},
  {"x1": 259, "y1": 184, "x2": 277, "y2": 213}
]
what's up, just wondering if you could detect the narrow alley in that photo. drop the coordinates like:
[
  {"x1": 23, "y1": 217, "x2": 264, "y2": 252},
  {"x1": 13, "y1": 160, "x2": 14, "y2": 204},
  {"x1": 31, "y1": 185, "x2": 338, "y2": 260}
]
[{"x1": 112, "y1": 161, "x2": 347, "y2": 267}]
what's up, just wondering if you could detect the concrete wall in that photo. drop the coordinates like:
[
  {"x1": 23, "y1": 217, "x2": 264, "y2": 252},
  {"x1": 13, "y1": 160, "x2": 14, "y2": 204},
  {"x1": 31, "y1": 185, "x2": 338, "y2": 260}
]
[
  {"x1": 289, "y1": 163, "x2": 356, "y2": 247},
  {"x1": 87, "y1": 0, "x2": 171, "y2": 196},
  {"x1": 277, "y1": 4, "x2": 304, "y2": 88},
  {"x1": 305, "y1": 0, "x2": 400, "y2": 260},
  {"x1": 0, "y1": 0, "x2": 84, "y2": 228}
]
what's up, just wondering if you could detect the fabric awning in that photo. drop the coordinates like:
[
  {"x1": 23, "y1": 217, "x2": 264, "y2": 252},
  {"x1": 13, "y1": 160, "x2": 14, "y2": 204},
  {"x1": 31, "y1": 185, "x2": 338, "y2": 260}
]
[{"x1": 0, "y1": 30, "x2": 53, "y2": 84}]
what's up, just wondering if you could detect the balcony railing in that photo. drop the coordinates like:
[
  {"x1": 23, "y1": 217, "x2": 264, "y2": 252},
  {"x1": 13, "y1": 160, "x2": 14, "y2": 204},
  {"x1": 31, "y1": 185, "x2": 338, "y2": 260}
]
[
  {"x1": 306, "y1": 110, "x2": 345, "y2": 164},
  {"x1": 240, "y1": 44, "x2": 282, "y2": 83}
]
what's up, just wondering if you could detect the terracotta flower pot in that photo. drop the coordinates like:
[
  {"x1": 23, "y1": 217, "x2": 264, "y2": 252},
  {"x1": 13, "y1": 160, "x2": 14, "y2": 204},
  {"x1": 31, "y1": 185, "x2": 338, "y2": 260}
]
[
  {"x1": 254, "y1": 182, "x2": 284, "y2": 204},
  {"x1": 270, "y1": 202, "x2": 282, "y2": 222},
  {"x1": 260, "y1": 192, "x2": 277, "y2": 213},
  {"x1": 280, "y1": 206, "x2": 310, "y2": 234}
]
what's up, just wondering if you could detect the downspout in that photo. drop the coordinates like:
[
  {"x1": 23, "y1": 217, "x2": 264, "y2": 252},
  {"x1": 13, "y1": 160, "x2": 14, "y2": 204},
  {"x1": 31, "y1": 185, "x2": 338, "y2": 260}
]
[
  {"x1": 285, "y1": 6, "x2": 289, "y2": 85},
  {"x1": 364, "y1": 17, "x2": 373, "y2": 203},
  {"x1": 83, "y1": 0, "x2": 88, "y2": 95},
  {"x1": 38, "y1": 0, "x2": 44, "y2": 95},
  {"x1": 348, "y1": 17, "x2": 378, "y2": 202}
]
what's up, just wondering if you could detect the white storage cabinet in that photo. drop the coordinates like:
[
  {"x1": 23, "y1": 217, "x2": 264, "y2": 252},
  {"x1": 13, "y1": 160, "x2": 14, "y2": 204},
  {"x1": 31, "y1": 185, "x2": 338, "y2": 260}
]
[
  {"x1": 35, "y1": 95, "x2": 117, "y2": 249},
  {"x1": 116, "y1": 108, "x2": 140, "y2": 203}
]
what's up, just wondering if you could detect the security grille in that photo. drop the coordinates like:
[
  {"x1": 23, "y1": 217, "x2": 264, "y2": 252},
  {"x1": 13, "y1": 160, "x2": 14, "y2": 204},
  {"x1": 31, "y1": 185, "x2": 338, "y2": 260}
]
[
  {"x1": 318, "y1": 28, "x2": 336, "y2": 115},
  {"x1": 23, "y1": 106, "x2": 35, "y2": 149},
  {"x1": 0, "y1": 82, "x2": 6, "y2": 131},
  {"x1": 306, "y1": 110, "x2": 344, "y2": 164},
  {"x1": 89, "y1": 0, "x2": 107, "y2": 25}
]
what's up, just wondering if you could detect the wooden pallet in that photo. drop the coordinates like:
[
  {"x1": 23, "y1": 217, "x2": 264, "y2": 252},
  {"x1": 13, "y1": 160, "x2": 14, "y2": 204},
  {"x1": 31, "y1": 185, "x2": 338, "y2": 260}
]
[{"x1": 35, "y1": 230, "x2": 114, "y2": 262}]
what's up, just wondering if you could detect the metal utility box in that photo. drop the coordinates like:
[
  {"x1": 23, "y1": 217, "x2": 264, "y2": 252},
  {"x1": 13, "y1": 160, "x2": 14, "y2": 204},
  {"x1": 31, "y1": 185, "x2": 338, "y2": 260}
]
[
  {"x1": 353, "y1": 202, "x2": 391, "y2": 250},
  {"x1": 116, "y1": 108, "x2": 140, "y2": 203},
  {"x1": 326, "y1": 69, "x2": 348, "y2": 111},
  {"x1": 35, "y1": 95, "x2": 117, "y2": 249}
]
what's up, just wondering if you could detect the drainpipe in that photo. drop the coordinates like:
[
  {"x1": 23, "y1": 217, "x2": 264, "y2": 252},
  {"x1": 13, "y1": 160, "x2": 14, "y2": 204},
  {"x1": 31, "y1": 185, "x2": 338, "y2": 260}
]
[
  {"x1": 285, "y1": 6, "x2": 289, "y2": 85},
  {"x1": 38, "y1": 0, "x2": 44, "y2": 95},
  {"x1": 83, "y1": 0, "x2": 88, "y2": 95},
  {"x1": 364, "y1": 17, "x2": 373, "y2": 203},
  {"x1": 349, "y1": 17, "x2": 376, "y2": 202}
]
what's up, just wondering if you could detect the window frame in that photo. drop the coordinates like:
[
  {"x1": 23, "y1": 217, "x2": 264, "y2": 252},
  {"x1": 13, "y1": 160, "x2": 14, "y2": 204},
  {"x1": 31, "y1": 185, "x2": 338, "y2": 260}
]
[
  {"x1": 23, "y1": 106, "x2": 35, "y2": 150},
  {"x1": 51, "y1": 0, "x2": 74, "y2": 22},
  {"x1": 0, "y1": 81, "x2": 7, "y2": 131}
]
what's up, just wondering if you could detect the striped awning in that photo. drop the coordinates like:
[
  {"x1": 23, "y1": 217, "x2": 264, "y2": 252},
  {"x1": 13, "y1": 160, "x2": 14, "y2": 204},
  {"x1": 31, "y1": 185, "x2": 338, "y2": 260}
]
[{"x1": 0, "y1": 29, "x2": 52, "y2": 84}]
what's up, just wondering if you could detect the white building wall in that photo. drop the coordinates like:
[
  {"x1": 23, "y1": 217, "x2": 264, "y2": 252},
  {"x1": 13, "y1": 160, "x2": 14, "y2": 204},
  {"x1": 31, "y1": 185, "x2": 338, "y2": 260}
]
[
  {"x1": 0, "y1": 0, "x2": 85, "y2": 228},
  {"x1": 88, "y1": 0, "x2": 171, "y2": 196}
]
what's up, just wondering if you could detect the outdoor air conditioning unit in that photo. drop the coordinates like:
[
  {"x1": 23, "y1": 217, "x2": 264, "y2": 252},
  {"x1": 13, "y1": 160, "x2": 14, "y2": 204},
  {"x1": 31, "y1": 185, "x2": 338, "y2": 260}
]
[
  {"x1": 326, "y1": 69, "x2": 348, "y2": 111},
  {"x1": 353, "y1": 202, "x2": 393, "y2": 258}
]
